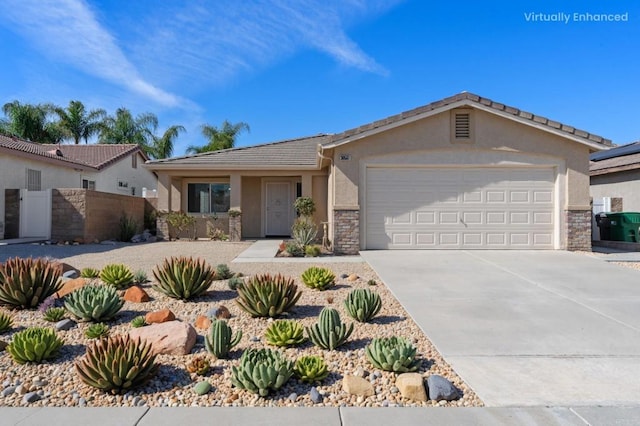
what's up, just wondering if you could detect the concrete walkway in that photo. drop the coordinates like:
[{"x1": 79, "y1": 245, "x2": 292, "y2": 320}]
[
  {"x1": 361, "y1": 250, "x2": 640, "y2": 407},
  {"x1": 232, "y1": 239, "x2": 363, "y2": 263}
]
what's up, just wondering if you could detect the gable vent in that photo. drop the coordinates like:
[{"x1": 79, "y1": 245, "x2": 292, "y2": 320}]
[{"x1": 454, "y1": 113, "x2": 471, "y2": 139}]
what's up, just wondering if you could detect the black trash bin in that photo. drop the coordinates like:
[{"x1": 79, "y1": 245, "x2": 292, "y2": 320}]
[{"x1": 595, "y1": 213, "x2": 612, "y2": 241}]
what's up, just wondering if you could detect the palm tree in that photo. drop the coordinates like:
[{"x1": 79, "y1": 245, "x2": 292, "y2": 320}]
[
  {"x1": 149, "y1": 125, "x2": 186, "y2": 159},
  {"x1": 54, "y1": 100, "x2": 106, "y2": 144},
  {"x1": 99, "y1": 108, "x2": 158, "y2": 153},
  {"x1": 0, "y1": 101, "x2": 63, "y2": 143},
  {"x1": 186, "y1": 120, "x2": 249, "y2": 154}
]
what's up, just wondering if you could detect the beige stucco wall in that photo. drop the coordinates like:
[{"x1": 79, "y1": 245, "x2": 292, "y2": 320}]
[
  {"x1": 591, "y1": 170, "x2": 640, "y2": 212},
  {"x1": 242, "y1": 176, "x2": 262, "y2": 237},
  {"x1": 84, "y1": 152, "x2": 157, "y2": 197}
]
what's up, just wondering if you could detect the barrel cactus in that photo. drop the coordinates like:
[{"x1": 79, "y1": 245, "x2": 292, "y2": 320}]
[
  {"x1": 236, "y1": 273, "x2": 301, "y2": 318},
  {"x1": 306, "y1": 307, "x2": 353, "y2": 351},
  {"x1": 0, "y1": 257, "x2": 62, "y2": 309},
  {"x1": 64, "y1": 284, "x2": 124, "y2": 322},
  {"x1": 344, "y1": 288, "x2": 382, "y2": 323},
  {"x1": 294, "y1": 355, "x2": 329, "y2": 383},
  {"x1": 7, "y1": 327, "x2": 63, "y2": 364},
  {"x1": 99, "y1": 264, "x2": 134, "y2": 288},
  {"x1": 265, "y1": 319, "x2": 306, "y2": 347},
  {"x1": 301, "y1": 266, "x2": 335, "y2": 291},
  {"x1": 365, "y1": 336, "x2": 419, "y2": 373},
  {"x1": 204, "y1": 319, "x2": 242, "y2": 359},
  {"x1": 152, "y1": 256, "x2": 216, "y2": 300},
  {"x1": 231, "y1": 348, "x2": 294, "y2": 396}
]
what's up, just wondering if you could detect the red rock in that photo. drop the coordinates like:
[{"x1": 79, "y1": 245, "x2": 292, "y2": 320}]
[
  {"x1": 194, "y1": 315, "x2": 212, "y2": 330},
  {"x1": 55, "y1": 278, "x2": 88, "y2": 298},
  {"x1": 123, "y1": 286, "x2": 150, "y2": 303},
  {"x1": 129, "y1": 321, "x2": 196, "y2": 355},
  {"x1": 145, "y1": 308, "x2": 175, "y2": 324}
]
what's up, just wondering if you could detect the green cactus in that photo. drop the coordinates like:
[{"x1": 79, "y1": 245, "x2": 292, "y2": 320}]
[
  {"x1": 344, "y1": 288, "x2": 382, "y2": 323},
  {"x1": 85, "y1": 323, "x2": 110, "y2": 339},
  {"x1": 43, "y1": 307, "x2": 66, "y2": 322},
  {"x1": 216, "y1": 264, "x2": 233, "y2": 280},
  {"x1": 80, "y1": 267, "x2": 100, "y2": 279},
  {"x1": 365, "y1": 336, "x2": 419, "y2": 373},
  {"x1": 0, "y1": 310, "x2": 13, "y2": 333},
  {"x1": 7, "y1": 327, "x2": 63, "y2": 364},
  {"x1": 75, "y1": 335, "x2": 158, "y2": 394},
  {"x1": 0, "y1": 257, "x2": 62, "y2": 309},
  {"x1": 264, "y1": 320, "x2": 306, "y2": 347},
  {"x1": 130, "y1": 316, "x2": 146, "y2": 328},
  {"x1": 306, "y1": 307, "x2": 354, "y2": 351},
  {"x1": 235, "y1": 273, "x2": 301, "y2": 318},
  {"x1": 294, "y1": 355, "x2": 329, "y2": 383},
  {"x1": 99, "y1": 264, "x2": 134, "y2": 288},
  {"x1": 64, "y1": 284, "x2": 124, "y2": 322},
  {"x1": 204, "y1": 319, "x2": 242, "y2": 359},
  {"x1": 301, "y1": 266, "x2": 336, "y2": 291},
  {"x1": 152, "y1": 256, "x2": 215, "y2": 300},
  {"x1": 231, "y1": 348, "x2": 294, "y2": 396}
]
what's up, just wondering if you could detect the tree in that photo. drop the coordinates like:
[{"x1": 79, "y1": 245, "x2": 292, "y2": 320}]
[
  {"x1": 149, "y1": 125, "x2": 186, "y2": 159},
  {"x1": 99, "y1": 108, "x2": 158, "y2": 153},
  {"x1": 54, "y1": 100, "x2": 106, "y2": 144},
  {"x1": 186, "y1": 120, "x2": 249, "y2": 154},
  {"x1": 0, "y1": 101, "x2": 63, "y2": 143}
]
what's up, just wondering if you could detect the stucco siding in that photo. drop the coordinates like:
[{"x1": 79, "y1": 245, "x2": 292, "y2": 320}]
[
  {"x1": 591, "y1": 170, "x2": 640, "y2": 212},
  {"x1": 242, "y1": 177, "x2": 262, "y2": 237},
  {"x1": 89, "y1": 153, "x2": 157, "y2": 197}
]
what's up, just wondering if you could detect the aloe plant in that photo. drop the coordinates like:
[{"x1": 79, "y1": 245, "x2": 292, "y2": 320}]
[
  {"x1": 99, "y1": 264, "x2": 134, "y2": 288},
  {"x1": 294, "y1": 355, "x2": 329, "y2": 383},
  {"x1": 0, "y1": 310, "x2": 13, "y2": 333},
  {"x1": 231, "y1": 348, "x2": 294, "y2": 396},
  {"x1": 228, "y1": 276, "x2": 244, "y2": 291},
  {"x1": 344, "y1": 288, "x2": 382, "y2": 323},
  {"x1": 7, "y1": 327, "x2": 63, "y2": 364},
  {"x1": 365, "y1": 336, "x2": 419, "y2": 373},
  {"x1": 152, "y1": 256, "x2": 215, "y2": 300},
  {"x1": 64, "y1": 284, "x2": 124, "y2": 322},
  {"x1": 301, "y1": 266, "x2": 335, "y2": 291},
  {"x1": 43, "y1": 307, "x2": 66, "y2": 322},
  {"x1": 235, "y1": 273, "x2": 301, "y2": 318},
  {"x1": 0, "y1": 257, "x2": 62, "y2": 309},
  {"x1": 204, "y1": 319, "x2": 242, "y2": 359},
  {"x1": 85, "y1": 323, "x2": 110, "y2": 339},
  {"x1": 306, "y1": 307, "x2": 353, "y2": 351},
  {"x1": 265, "y1": 320, "x2": 306, "y2": 347},
  {"x1": 130, "y1": 316, "x2": 146, "y2": 328},
  {"x1": 80, "y1": 267, "x2": 100, "y2": 279}
]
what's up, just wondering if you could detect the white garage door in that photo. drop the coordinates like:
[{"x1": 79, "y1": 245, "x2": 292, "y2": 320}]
[{"x1": 365, "y1": 167, "x2": 555, "y2": 249}]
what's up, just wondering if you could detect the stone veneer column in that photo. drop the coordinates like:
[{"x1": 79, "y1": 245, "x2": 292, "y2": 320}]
[
  {"x1": 565, "y1": 209, "x2": 592, "y2": 251},
  {"x1": 156, "y1": 215, "x2": 170, "y2": 240},
  {"x1": 333, "y1": 208, "x2": 359, "y2": 255},
  {"x1": 229, "y1": 214, "x2": 242, "y2": 242}
]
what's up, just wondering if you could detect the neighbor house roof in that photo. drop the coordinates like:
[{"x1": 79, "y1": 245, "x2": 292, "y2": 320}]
[
  {"x1": 0, "y1": 135, "x2": 145, "y2": 171},
  {"x1": 590, "y1": 141, "x2": 640, "y2": 176}
]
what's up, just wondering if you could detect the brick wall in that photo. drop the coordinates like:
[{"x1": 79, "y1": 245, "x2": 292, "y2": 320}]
[
  {"x1": 4, "y1": 189, "x2": 20, "y2": 239},
  {"x1": 334, "y1": 209, "x2": 359, "y2": 255},
  {"x1": 565, "y1": 209, "x2": 591, "y2": 251},
  {"x1": 51, "y1": 189, "x2": 86, "y2": 242}
]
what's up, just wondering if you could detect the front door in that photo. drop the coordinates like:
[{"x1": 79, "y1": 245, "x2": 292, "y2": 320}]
[
  {"x1": 265, "y1": 182, "x2": 291, "y2": 236},
  {"x1": 19, "y1": 189, "x2": 52, "y2": 238}
]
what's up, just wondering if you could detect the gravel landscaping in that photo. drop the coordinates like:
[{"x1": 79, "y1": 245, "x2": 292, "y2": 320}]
[{"x1": 0, "y1": 241, "x2": 482, "y2": 408}]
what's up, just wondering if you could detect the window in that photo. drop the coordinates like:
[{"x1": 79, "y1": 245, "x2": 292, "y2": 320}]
[
  {"x1": 187, "y1": 183, "x2": 230, "y2": 214},
  {"x1": 82, "y1": 179, "x2": 96, "y2": 190},
  {"x1": 132, "y1": 154, "x2": 138, "y2": 169},
  {"x1": 26, "y1": 169, "x2": 41, "y2": 191}
]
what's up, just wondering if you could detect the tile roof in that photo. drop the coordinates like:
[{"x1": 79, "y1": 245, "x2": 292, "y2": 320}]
[{"x1": 590, "y1": 141, "x2": 640, "y2": 176}]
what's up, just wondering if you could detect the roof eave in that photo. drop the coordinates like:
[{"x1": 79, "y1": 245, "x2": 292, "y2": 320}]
[
  {"x1": 0, "y1": 146, "x2": 96, "y2": 172},
  {"x1": 144, "y1": 163, "x2": 321, "y2": 171},
  {"x1": 590, "y1": 163, "x2": 640, "y2": 176}
]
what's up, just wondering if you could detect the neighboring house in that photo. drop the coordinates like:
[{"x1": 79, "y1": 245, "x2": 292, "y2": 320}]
[
  {"x1": 590, "y1": 142, "x2": 640, "y2": 212},
  {"x1": 146, "y1": 92, "x2": 611, "y2": 253},
  {"x1": 0, "y1": 135, "x2": 157, "y2": 239}
]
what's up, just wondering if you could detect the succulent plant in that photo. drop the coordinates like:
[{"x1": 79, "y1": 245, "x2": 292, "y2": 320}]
[
  {"x1": 130, "y1": 316, "x2": 146, "y2": 328},
  {"x1": 133, "y1": 270, "x2": 148, "y2": 284},
  {"x1": 0, "y1": 257, "x2": 62, "y2": 309},
  {"x1": 0, "y1": 310, "x2": 13, "y2": 333},
  {"x1": 365, "y1": 336, "x2": 419, "y2": 373},
  {"x1": 186, "y1": 355, "x2": 211, "y2": 376},
  {"x1": 367, "y1": 279, "x2": 377, "y2": 286},
  {"x1": 235, "y1": 273, "x2": 301, "y2": 318},
  {"x1": 75, "y1": 335, "x2": 158, "y2": 394},
  {"x1": 43, "y1": 307, "x2": 66, "y2": 322},
  {"x1": 99, "y1": 264, "x2": 134, "y2": 288},
  {"x1": 216, "y1": 264, "x2": 233, "y2": 280},
  {"x1": 306, "y1": 307, "x2": 353, "y2": 351},
  {"x1": 301, "y1": 266, "x2": 335, "y2": 291},
  {"x1": 304, "y1": 245, "x2": 321, "y2": 257},
  {"x1": 152, "y1": 256, "x2": 215, "y2": 300},
  {"x1": 264, "y1": 320, "x2": 306, "y2": 347},
  {"x1": 204, "y1": 319, "x2": 242, "y2": 359},
  {"x1": 80, "y1": 267, "x2": 100, "y2": 279},
  {"x1": 344, "y1": 288, "x2": 382, "y2": 323},
  {"x1": 64, "y1": 284, "x2": 124, "y2": 322},
  {"x1": 85, "y1": 323, "x2": 110, "y2": 339},
  {"x1": 231, "y1": 348, "x2": 294, "y2": 396},
  {"x1": 228, "y1": 276, "x2": 244, "y2": 291},
  {"x1": 7, "y1": 327, "x2": 63, "y2": 364},
  {"x1": 294, "y1": 355, "x2": 329, "y2": 383}
]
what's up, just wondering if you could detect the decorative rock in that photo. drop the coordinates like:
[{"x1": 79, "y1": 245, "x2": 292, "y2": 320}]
[
  {"x1": 79, "y1": 397, "x2": 87, "y2": 407},
  {"x1": 288, "y1": 393, "x2": 297, "y2": 402},
  {"x1": 62, "y1": 270, "x2": 78, "y2": 279},
  {"x1": 427, "y1": 375, "x2": 461, "y2": 401},
  {"x1": 15, "y1": 384, "x2": 29, "y2": 395},
  {"x1": 194, "y1": 315, "x2": 212, "y2": 330},
  {"x1": 145, "y1": 308, "x2": 175, "y2": 324},
  {"x1": 342, "y1": 375, "x2": 374, "y2": 397},
  {"x1": 0, "y1": 340, "x2": 7, "y2": 351},
  {"x1": 347, "y1": 274, "x2": 359, "y2": 282},
  {"x1": 396, "y1": 373, "x2": 427, "y2": 402},
  {"x1": 55, "y1": 319, "x2": 76, "y2": 331},
  {"x1": 129, "y1": 320, "x2": 196, "y2": 355},
  {"x1": 194, "y1": 381, "x2": 211, "y2": 395},
  {"x1": 55, "y1": 278, "x2": 88, "y2": 298},
  {"x1": 123, "y1": 286, "x2": 150, "y2": 303},
  {"x1": 206, "y1": 305, "x2": 231, "y2": 320},
  {"x1": 354, "y1": 367, "x2": 366, "y2": 378},
  {"x1": 1, "y1": 386, "x2": 17, "y2": 397},
  {"x1": 340, "y1": 274, "x2": 348, "y2": 279},
  {"x1": 250, "y1": 336, "x2": 260, "y2": 343},
  {"x1": 23, "y1": 392, "x2": 41, "y2": 403}
]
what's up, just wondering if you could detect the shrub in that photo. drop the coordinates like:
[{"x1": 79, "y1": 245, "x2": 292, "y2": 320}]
[
  {"x1": 291, "y1": 218, "x2": 317, "y2": 248},
  {"x1": 186, "y1": 355, "x2": 210, "y2": 375},
  {"x1": 119, "y1": 213, "x2": 138, "y2": 242},
  {"x1": 301, "y1": 266, "x2": 335, "y2": 291},
  {"x1": 99, "y1": 264, "x2": 134, "y2": 289},
  {"x1": 152, "y1": 256, "x2": 215, "y2": 300},
  {"x1": 228, "y1": 276, "x2": 244, "y2": 291},
  {"x1": 85, "y1": 323, "x2": 110, "y2": 339},
  {"x1": 265, "y1": 320, "x2": 306, "y2": 347},
  {"x1": 216, "y1": 264, "x2": 233, "y2": 280},
  {"x1": 43, "y1": 307, "x2": 66, "y2": 322},
  {"x1": 133, "y1": 270, "x2": 148, "y2": 284},
  {"x1": 293, "y1": 196, "x2": 316, "y2": 217},
  {"x1": 0, "y1": 310, "x2": 13, "y2": 333},
  {"x1": 344, "y1": 288, "x2": 382, "y2": 323},
  {"x1": 164, "y1": 211, "x2": 196, "y2": 240},
  {"x1": 80, "y1": 267, "x2": 100, "y2": 279},
  {"x1": 131, "y1": 316, "x2": 146, "y2": 328},
  {"x1": 75, "y1": 335, "x2": 158, "y2": 394},
  {"x1": 305, "y1": 245, "x2": 321, "y2": 257},
  {"x1": 365, "y1": 337, "x2": 419, "y2": 373},
  {"x1": 231, "y1": 348, "x2": 294, "y2": 396},
  {"x1": 236, "y1": 273, "x2": 301, "y2": 318},
  {"x1": 204, "y1": 319, "x2": 242, "y2": 359},
  {"x1": 0, "y1": 257, "x2": 62, "y2": 309},
  {"x1": 7, "y1": 327, "x2": 63, "y2": 364},
  {"x1": 306, "y1": 307, "x2": 353, "y2": 351},
  {"x1": 294, "y1": 355, "x2": 329, "y2": 383},
  {"x1": 284, "y1": 242, "x2": 304, "y2": 257},
  {"x1": 64, "y1": 284, "x2": 124, "y2": 322}
]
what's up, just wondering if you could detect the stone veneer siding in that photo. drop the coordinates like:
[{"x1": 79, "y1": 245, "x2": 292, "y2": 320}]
[
  {"x1": 565, "y1": 209, "x2": 591, "y2": 251},
  {"x1": 229, "y1": 215, "x2": 242, "y2": 242},
  {"x1": 333, "y1": 209, "x2": 359, "y2": 255}
]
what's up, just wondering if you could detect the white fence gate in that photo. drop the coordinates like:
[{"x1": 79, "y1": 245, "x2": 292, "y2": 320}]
[{"x1": 19, "y1": 189, "x2": 52, "y2": 239}]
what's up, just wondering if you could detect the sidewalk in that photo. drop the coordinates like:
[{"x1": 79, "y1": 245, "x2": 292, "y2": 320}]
[{"x1": 232, "y1": 239, "x2": 363, "y2": 263}]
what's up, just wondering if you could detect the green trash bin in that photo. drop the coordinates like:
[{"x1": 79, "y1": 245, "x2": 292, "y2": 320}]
[{"x1": 606, "y1": 212, "x2": 640, "y2": 242}]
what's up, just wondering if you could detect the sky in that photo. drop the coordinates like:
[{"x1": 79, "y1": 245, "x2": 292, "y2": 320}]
[{"x1": 0, "y1": 0, "x2": 638, "y2": 155}]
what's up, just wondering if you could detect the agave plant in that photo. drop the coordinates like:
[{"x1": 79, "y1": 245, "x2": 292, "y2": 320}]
[
  {"x1": 186, "y1": 355, "x2": 211, "y2": 376},
  {"x1": 75, "y1": 335, "x2": 158, "y2": 394},
  {"x1": 152, "y1": 256, "x2": 215, "y2": 300},
  {"x1": 85, "y1": 323, "x2": 110, "y2": 339},
  {"x1": 231, "y1": 348, "x2": 294, "y2": 396},
  {"x1": 204, "y1": 319, "x2": 242, "y2": 359},
  {"x1": 344, "y1": 288, "x2": 382, "y2": 323},
  {"x1": 43, "y1": 307, "x2": 66, "y2": 322},
  {"x1": 133, "y1": 270, "x2": 148, "y2": 284},
  {"x1": 0, "y1": 310, "x2": 13, "y2": 333},
  {"x1": 216, "y1": 264, "x2": 233, "y2": 280},
  {"x1": 228, "y1": 276, "x2": 244, "y2": 291},
  {"x1": 235, "y1": 274, "x2": 301, "y2": 318},
  {"x1": 80, "y1": 267, "x2": 100, "y2": 279},
  {"x1": 64, "y1": 284, "x2": 124, "y2": 322},
  {"x1": 294, "y1": 355, "x2": 329, "y2": 383},
  {"x1": 301, "y1": 266, "x2": 335, "y2": 291},
  {"x1": 99, "y1": 264, "x2": 134, "y2": 288},
  {"x1": 306, "y1": 307, "x2": 353, "y2": 351},
  {"x1": 264, "y1": 320, "x2": 306, "y2": 347},
  {"x1": 130, "y1": 316, "x2": 146, "y2": 328},
  {"x1": 7, "y1": 327, "x2": 63, "y2": 364},
  {"x1": 0, "y1": 257, "x2": 62, "y2": 309},
  {"x1": 365, "y1": 336, "x2": 419, "y2": 373}
]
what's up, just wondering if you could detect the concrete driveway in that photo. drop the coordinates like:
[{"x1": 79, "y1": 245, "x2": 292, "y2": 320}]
[{"x1": 361, "y1": 250, "x2": 640, "y2": 407}]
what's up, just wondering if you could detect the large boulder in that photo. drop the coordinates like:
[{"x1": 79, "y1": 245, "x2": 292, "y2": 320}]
[
  {"x1": 342, "y1": 375, "x2": 374, "y2": 397},
  {"x1": 55, "y1": 278, "x2": 88, "y2": 298},
  {"x1": 129, "y1": 320, "x2": 196, "y2": 355},
  {"x1": 396, "y1": 373, "x2": 427, "y2": 402},
  {"x1": 145, "y1": 308, "x2": 175, "y2": 324},
  {"x1": 124, "y1": 286, "x2": 150, "y2": 303}
]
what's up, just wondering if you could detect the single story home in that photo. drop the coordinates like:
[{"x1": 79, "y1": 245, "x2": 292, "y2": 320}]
[
  {"x1": 146, "y1": 92, "x2": 611, "y2": 253},
  {"x1": 590, "y1": 142, "x2": 640, "y2": 212}
]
